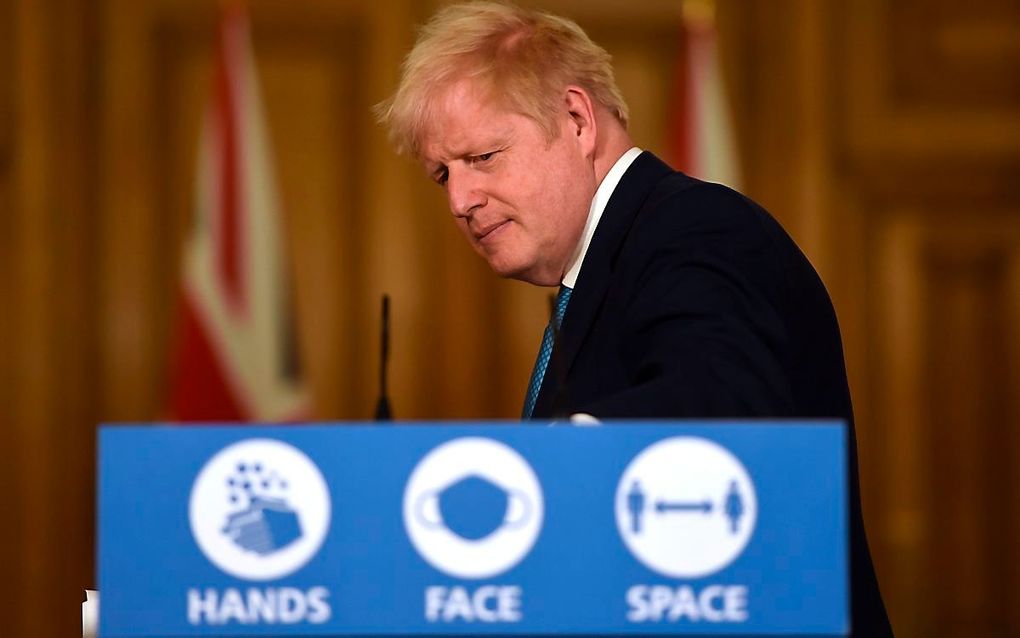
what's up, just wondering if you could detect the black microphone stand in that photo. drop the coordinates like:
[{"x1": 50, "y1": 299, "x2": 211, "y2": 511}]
[{"x1": 374, "y1": 295, "x2": 393, "y2": 421}]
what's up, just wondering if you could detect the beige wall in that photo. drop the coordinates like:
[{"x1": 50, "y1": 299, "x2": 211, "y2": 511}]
[{"x1": 2, "y1": 0, "x2": 1019, "y2": 635}]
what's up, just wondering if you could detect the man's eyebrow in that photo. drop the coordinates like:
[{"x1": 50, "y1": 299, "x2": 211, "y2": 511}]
[
  {"x1": 453, "y1": 127, "x2": 514, "y2": 157},
  {"x1": 424, "y1": 162, "x2": 447, "y2": 179},
  {"x1": 423, "y1": 126, "x2": 514, "y2": 171}
]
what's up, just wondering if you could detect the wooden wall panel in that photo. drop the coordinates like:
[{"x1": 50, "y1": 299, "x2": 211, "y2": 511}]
[
  {"x1": 0, "y1": 1, "x2": 11, "y2": 174},
  {"x1": 843, "y1": 0, "x2": 1020, "y2": 159},
  {"x1": 869, "y1": 213, "x2": 1020, "y2": 636},
  {"x1": 834, "y1": 0, "x2": 1020, "y2": 635},
  {"x1": 5, "y1": 1, "x2": 101, "y2": 635},
  {"x1": 871, "y1": 213, "x2": 928, "y2": 636},
  {"x1": 586, "y1": 22, "x2": 677, "y2": 159},
  {"x1": 889, "y1": 0, "x2": 1020, "y2": 108},
  {"x1": 0, "y1": 0, "x2": 19, "y2": 628},
  {"x1": 923, "y1": 222, "x2": 1020, "y2": 636}
]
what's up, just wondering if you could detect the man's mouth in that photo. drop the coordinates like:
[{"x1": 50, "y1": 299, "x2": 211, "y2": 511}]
[{"x1": 475, "y1": 220, "x2": 510, "y2": 242}]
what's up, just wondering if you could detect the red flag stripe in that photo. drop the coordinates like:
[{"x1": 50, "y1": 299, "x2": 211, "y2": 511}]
[{"x1": 169, "y1": 295, "x2": 247, "y2": 421}]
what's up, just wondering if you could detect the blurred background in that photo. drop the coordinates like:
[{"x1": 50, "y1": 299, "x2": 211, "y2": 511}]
[{"x1": 1, "y1": 0, "x2": 1019, "y2": 636}]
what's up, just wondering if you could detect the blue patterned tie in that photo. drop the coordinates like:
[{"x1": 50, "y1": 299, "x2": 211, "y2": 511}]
[{"x1": 522, "y1": 285, "x2": 573, "y2": 419}]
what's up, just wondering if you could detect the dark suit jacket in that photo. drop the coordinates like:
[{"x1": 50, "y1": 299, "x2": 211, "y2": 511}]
[{"x1": 531, "y1": 151, "x2": 893, "y2": 636}]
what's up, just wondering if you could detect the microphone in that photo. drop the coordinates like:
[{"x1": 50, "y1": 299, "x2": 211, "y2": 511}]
[{"x1": 373, "y1": 295, "x2": 393, "y2": 421}]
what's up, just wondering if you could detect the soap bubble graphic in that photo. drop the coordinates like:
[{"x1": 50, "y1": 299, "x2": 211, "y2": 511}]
[{"x1": 220, "y1": 460, "x2": 302, "y2": 555}]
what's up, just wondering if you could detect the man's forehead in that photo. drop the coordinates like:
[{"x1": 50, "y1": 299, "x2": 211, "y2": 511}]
[
  {"x1": 420, "y1": 80, "x2": 516, "y2": 162},
  {"x1": 436, "y1": 78, "x2": 490, "y2": 115}
]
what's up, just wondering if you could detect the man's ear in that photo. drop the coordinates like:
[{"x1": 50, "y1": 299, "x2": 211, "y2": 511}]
[{"x1": 563, "y1": 86, "x2": 597, "y2": 156}]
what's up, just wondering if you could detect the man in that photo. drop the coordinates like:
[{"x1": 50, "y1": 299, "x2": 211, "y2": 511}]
[{"x1": 377, "y1": 2, "x2": 892, "y2": 634}]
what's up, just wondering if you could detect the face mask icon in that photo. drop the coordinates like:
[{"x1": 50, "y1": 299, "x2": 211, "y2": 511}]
[{"x1": 415, "y1": 474, "x2": 531, "y2": 541}]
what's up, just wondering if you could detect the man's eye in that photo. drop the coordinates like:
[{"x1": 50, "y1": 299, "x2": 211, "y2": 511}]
[
  {"x1": 435, "y1": 169, "x2": 448, "y2": 186},
  {"x1": 474, "y1": 151, "x2": 497, "y2": 163}
]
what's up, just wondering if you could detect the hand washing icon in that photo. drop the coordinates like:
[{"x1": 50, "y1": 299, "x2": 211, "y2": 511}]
[
  {"x1": 222, "y1": 496, "x2": 302, "y2": 555},
  {"x1": 220, "y1": 461, "x2": 303, "y2": 555},
  {"x1": 415, "y1": 474, "x2": 532, "y2": 541},
  {"x1": 190, "y1": 438, "x2": 331, "y2": 581}
]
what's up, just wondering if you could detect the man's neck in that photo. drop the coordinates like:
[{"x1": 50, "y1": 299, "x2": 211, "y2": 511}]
[
  {"x1": 561, "y1": 146, "x2": 643, "y2": 288},
  {"x1": 591, "y1": 112, "x2": 635, "y2": 188}
]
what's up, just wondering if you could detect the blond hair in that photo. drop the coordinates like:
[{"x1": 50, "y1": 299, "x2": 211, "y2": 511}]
[{"x1": 376, "y1": 1, "x2": 629, "y2": 158}]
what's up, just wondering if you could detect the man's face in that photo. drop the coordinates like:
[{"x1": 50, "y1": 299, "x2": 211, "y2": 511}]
[{"x1": 421, "y1": 80, "x2": 597, "y2": 286}]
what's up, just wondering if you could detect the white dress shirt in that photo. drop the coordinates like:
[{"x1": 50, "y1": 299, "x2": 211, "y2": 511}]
[{"x1": 560, "y1": 146, "x2": 642, "y2": 424}]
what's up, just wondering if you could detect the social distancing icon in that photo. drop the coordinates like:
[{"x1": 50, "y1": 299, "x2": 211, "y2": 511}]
[{"x1": 615, "y1": 437, "x2": 757, "y2": 579}]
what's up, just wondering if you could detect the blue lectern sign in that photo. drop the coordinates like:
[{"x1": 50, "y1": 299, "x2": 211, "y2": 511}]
[{"x1": 98, "y1": 421, "x2": 848, "y2": 636}]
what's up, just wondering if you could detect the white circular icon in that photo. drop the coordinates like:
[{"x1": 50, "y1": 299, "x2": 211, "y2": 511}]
[
  {"x1": 189, "y1": 438, "x2": 331, "y2": 581},
  {"x1": 403, "y1": 437, "x2": 544, "y2": 579},
  {"x1": 615, "y1": 437, "x2": 757, "y2": 578}
]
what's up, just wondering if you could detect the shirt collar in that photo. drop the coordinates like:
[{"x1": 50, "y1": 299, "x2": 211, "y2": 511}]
[{"x1": 562, "y1": 147, "x2": 643, "y2": 288}]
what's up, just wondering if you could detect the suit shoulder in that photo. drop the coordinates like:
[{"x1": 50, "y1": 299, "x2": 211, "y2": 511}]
[
  {"x1": 623, "y1": 176, "x2": 819, "y2": 300},
  {"x1": 636, "y1": 177, "x2": 776, "y2": 244}
]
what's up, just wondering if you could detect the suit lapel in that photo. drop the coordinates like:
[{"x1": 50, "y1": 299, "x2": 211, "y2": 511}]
[{"x1": 534, "y1": 151, "x2": 674, "y2": 417}]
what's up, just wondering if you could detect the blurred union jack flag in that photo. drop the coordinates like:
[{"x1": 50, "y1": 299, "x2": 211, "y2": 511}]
[{"x1": 168, "y1": 4, "x2": 308, "y2": 422}]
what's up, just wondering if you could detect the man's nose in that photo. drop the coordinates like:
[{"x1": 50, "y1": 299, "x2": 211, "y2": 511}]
[{"x1": 447, "y1": 169, "x2": 486, "y2": 218}]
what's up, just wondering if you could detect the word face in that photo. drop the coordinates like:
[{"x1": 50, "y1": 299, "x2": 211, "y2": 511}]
[{"x1": 425, "y1": 585, "x2": 522, "y2": 623}]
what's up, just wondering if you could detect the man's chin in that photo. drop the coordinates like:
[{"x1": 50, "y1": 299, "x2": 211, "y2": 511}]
[
  {"x1": 486, "y1": 258, "x2": 559, "y2": 287},
  {"x1": 488, "y1": 261, "x2": 529, "y2": 281}
]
